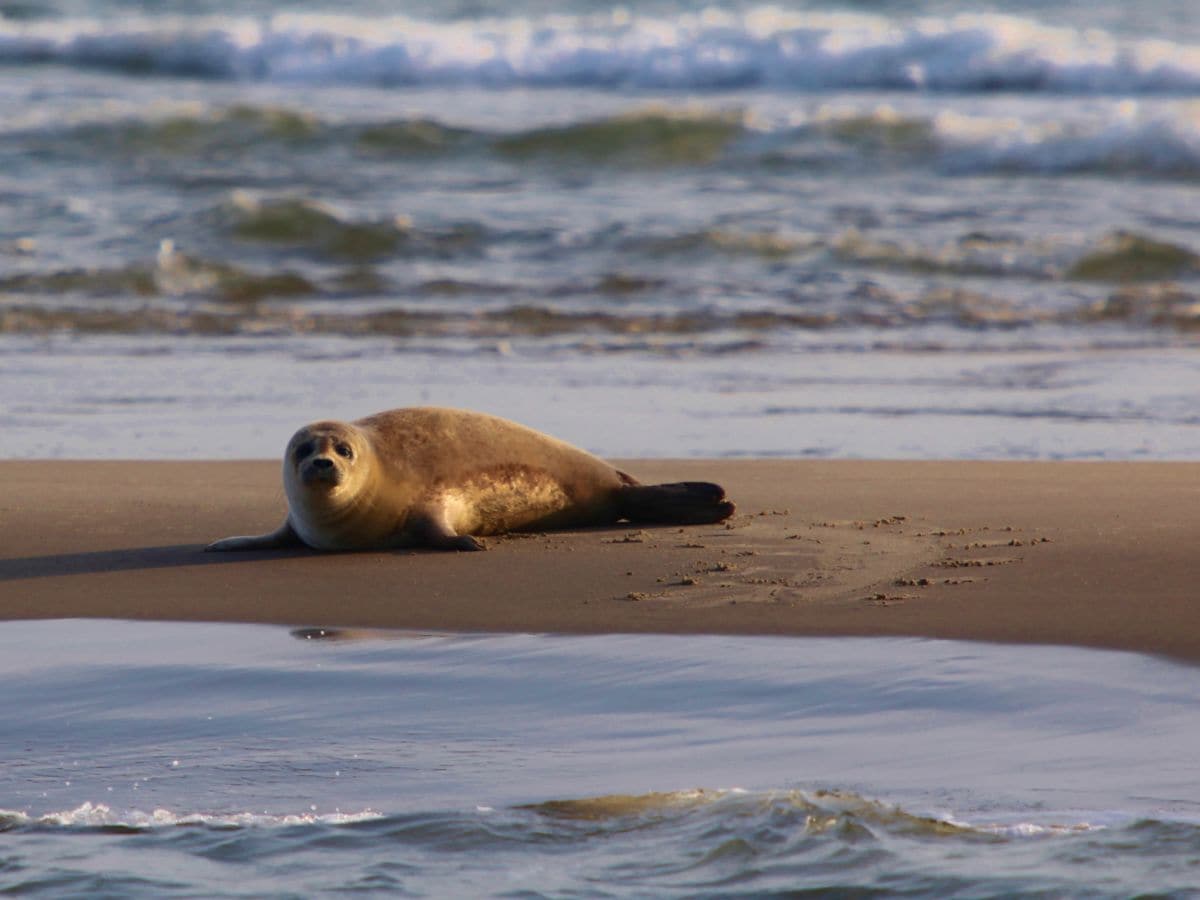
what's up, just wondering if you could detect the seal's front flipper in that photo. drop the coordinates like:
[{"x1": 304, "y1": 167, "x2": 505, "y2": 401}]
[
  {"x1": 442, "y1": 534, "x2": 487, "y2": 552},
  {"x1": 205, "y1": 520, "x2": 302, "y2": 552},
  {"x1": 617, "y1": 481, "x2": 736, "y2": 525},
  {"x1": 415, "y1": 512, "x2": 488, "y2": 552}
]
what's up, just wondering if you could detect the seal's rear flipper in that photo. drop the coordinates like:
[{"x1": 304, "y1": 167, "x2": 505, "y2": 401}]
[{"x1": 617, "y1": 481, "x2": 736, "y2": 525}]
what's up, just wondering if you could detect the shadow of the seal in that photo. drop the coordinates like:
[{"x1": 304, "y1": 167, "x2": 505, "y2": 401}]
[
  {"x1": 0, "y1": 522, "x2": 741, "y2": 582},
  {"x1": 0, "y1": 544, "x2": 311, "y2": 581}
]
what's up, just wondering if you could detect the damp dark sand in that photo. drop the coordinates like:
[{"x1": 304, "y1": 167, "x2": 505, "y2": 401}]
[{"x1": 2, "y1": 460, "x2": 1197, "y2": 663}]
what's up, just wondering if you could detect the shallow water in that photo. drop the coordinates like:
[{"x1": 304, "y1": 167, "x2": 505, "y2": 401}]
[
  {"x1": 2, "y1": 620, "x2": 1200, "y2": 897},
  {"x1": 5, "y1": 335, "x2": 1200, "y2": 460}
]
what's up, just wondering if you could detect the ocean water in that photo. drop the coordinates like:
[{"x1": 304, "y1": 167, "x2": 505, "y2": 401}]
[
  {"x1": 2, "y1": 0, "x2": 1200, "y2": 459},
  {"x1": 5, "y1": 2, "x2": 1200, "y2": 895},
  {"x1": 4, "y1": 620, "x2": 1200, "y2": 898}
]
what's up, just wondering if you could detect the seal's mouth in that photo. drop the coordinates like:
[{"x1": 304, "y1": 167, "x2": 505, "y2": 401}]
[{"x1": 299, "y1": 458, "x2": 343, "y2": 488}]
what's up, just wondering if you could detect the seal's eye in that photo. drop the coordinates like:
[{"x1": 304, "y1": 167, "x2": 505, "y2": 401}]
[
  {"x1": 293, "y1": 441, "x2": 315, "y2": 464},
  {"x1": 335, "y1": 443, "x2": 354, "y2": 460}
]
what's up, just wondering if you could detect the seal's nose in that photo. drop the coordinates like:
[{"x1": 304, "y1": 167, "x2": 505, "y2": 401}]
[{"x1": 312, "y1": 457, "x2": 334, "y2": 471}]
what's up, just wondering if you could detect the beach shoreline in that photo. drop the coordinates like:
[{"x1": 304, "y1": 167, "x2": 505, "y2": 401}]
[{"x1": 3, "y1": 459, "x2": 1198, "y2": 663}]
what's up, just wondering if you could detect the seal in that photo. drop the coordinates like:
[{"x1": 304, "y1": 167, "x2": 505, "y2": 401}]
[{"x1": 206, "y1": 406, "x2": 735, "y2": 552}]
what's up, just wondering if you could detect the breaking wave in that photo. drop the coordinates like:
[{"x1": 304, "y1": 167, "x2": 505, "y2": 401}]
[
  {"x1": 0, "y1": 789, "x2": 1105, "y2": 841},
  {"x1": 8, "y1": 791, "x2": 1191, "y2": 897},
  {"x1": 5, "y1": 10, "x2": 1200, "y2": 94},
  {"x1": 18, "y1": 101, "x2": 1200, "y2": 179}
]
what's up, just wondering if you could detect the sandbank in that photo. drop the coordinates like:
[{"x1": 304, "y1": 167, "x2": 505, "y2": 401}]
[{"x1": 2, "y1": 460, "x2": 1198, "y2": 662}]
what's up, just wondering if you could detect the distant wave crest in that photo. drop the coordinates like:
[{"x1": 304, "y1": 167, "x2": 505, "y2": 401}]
[
  {"x1": 15, "y1": 99, "x2": 1200, "y2": 180},
  {"x1": 4, "y1": 10, "x2": 1200, "y2": 93}
]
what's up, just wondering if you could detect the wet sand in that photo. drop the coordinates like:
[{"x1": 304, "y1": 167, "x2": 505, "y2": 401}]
[{"x1": 2, "y1": 460, "x2": 1198, "y2": 662}]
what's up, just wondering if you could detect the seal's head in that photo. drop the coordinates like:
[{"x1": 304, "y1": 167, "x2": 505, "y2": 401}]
[
  {"x1": 281, "y1": 420, "x2": 387, "y2": 550},
  {"x1": 284, "y1": 420, "x2": 372, "y2": 500}
]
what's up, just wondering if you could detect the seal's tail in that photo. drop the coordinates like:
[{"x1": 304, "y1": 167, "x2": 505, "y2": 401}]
[{"x1": 617, "y1": 481, "x2": 736, "y2": 525}]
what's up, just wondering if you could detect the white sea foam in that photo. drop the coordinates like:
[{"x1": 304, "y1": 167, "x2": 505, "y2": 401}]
[
  {"x1": 981, "y1": 822, "x2": 1104, "y2": 837},
  {"x1": 793, "y1": 101, "x2": 1200, "y2": 175},
  {"x1": 4, "y1": 10, "x2": 1200, "y2": 93},
  {"x1": 942, "y1": 812, "x2": 1109, "y2": 837},
  {"x1": 932, "y1": 102, "x2": 1200, "y2": 174},
  {"x1": 0, "y1": 802, "x2": 384, "y2": 829}
]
